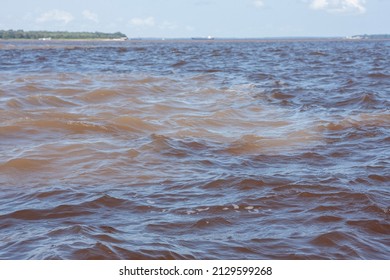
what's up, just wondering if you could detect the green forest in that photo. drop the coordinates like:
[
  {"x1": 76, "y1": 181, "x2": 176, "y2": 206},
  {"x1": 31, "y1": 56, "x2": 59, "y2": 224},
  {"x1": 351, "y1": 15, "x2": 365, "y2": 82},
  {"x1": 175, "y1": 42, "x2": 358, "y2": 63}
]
[{"x1": 0, "y1": 30, "x2": 127, "y2": 40}]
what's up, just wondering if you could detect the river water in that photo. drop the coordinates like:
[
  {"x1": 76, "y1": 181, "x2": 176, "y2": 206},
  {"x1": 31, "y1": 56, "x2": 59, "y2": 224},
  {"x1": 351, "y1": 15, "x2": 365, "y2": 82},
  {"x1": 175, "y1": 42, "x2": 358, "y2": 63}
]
[{"x1": 0, "y1": 39, "x2": 389, "y2": 259}]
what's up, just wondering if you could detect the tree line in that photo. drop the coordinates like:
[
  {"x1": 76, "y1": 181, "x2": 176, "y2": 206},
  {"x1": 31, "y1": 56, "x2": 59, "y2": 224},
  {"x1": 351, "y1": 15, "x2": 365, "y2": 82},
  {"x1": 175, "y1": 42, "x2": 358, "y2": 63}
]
[{"x1": 0, "y1": 30, "x2": 127, "y2": 39}]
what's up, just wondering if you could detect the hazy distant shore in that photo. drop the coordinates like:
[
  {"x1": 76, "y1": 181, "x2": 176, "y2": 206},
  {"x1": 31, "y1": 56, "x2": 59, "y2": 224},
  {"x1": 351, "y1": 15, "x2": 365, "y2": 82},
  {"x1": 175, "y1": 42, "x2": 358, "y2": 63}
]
[
  {"x1": 2, "y1": 37, "x2": 390, "y2": 44},
  {"x1": 0, "y1": 30, "x2": 128, "y2": 40},
  {"x1": 1, "y1": 30, "x2": 390, "y2": 42}
]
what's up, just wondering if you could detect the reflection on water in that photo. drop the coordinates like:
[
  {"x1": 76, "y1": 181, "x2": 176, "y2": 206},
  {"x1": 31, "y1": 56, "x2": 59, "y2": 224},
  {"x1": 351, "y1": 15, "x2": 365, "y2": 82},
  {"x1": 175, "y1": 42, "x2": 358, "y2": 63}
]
[{"x1": 0, "y1": 39, "x2": 389, "y2": 259}]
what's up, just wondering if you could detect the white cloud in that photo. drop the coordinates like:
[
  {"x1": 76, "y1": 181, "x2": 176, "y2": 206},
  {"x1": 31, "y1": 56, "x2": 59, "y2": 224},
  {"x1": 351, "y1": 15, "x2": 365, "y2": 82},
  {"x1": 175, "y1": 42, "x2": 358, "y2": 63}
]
[
  {"x1": 310, "y1": 0, "x2": 366, "y2": 14},
  {"x1": 253, "y1": 0, "x2": 265, "y2": 8},
  {"x1": 83, "y1": 10, "x2": 98, "y2": 23},
  {"x1": 36, "y1": 9, "x2": 74, "y2": 24},
  {"x1": 310, "y1": 0, "x2": 328, "y2": 9},
  {"x1": 130, "y1": 17, "x2": 155, "y2": 27}
]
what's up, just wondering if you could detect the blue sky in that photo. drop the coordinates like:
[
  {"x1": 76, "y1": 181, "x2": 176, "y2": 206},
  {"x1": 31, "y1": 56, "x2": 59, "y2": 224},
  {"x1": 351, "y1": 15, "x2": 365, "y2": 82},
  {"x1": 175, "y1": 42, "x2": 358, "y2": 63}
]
[{"x1": 1, "y1": 0, "x2": 389, "y2": 38}]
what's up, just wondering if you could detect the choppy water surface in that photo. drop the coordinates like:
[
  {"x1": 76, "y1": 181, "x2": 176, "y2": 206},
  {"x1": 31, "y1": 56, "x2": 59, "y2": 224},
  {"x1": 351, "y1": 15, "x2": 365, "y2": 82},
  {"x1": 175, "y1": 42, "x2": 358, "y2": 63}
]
[{"x1": 0, "y1": 39, "x2": 389, "y2": 259}]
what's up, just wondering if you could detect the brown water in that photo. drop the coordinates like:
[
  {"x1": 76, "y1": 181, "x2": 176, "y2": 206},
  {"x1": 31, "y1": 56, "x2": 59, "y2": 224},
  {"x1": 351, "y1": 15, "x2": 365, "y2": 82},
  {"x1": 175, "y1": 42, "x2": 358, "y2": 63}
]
[{"x1": 0, "y1": 39, "x2": 389, "y2": 259}]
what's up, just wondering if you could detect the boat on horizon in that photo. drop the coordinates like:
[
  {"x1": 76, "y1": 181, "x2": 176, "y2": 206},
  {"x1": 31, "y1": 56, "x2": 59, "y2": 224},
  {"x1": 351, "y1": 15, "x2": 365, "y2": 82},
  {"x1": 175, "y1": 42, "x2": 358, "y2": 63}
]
[{"x1": 191, "y1": 35, "x2": 214, "y2": 40}]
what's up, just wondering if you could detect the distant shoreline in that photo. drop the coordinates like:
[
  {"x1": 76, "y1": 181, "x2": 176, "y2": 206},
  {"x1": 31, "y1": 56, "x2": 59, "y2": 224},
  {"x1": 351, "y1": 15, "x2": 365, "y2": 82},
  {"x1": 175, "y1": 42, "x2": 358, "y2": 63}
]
[
  {"x1": 1, "y1": 29, "x2": 390, "y2": 42},
  {"x1": 2, "y1": 39, "x2": 390, "y2": 47},
  {"x1": 1, "y1": 37, "x2": 390, "y2": 44},
  {"x1": 0, "y1": 38, "x2": 128, "y2": 42},
  {"x1": 0, "y1": 30, "x2": 128, "y2": 40},
  {"x1": 1, "y1": 30, "x2": 390, "y2": 42}
]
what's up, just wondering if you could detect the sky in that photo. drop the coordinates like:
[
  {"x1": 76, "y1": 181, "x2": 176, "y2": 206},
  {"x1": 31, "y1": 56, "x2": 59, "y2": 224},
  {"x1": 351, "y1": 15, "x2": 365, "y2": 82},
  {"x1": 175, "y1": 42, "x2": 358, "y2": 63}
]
[{"x1": 1, "y1": 0, "x2": 389, "y2": 38}]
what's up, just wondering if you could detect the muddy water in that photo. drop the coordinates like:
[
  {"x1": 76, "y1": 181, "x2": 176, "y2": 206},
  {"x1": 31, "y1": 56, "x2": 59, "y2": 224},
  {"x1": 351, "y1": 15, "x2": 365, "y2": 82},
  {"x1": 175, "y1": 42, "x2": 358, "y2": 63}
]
[{"x1": 0, "y1": 39, "x2": 389, "y2": 259}]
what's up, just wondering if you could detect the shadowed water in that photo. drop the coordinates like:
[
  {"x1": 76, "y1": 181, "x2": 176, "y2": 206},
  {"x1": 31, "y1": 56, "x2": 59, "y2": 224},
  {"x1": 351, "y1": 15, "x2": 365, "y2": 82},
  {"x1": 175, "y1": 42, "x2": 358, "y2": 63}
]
[{"x1": 0, "y1": 39, "x2": 389, "y2": 259}]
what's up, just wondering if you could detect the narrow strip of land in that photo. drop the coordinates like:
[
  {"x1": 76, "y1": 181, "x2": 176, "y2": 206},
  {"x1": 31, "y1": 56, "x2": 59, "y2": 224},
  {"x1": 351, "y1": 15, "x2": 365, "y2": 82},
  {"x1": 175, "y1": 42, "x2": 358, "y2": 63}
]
[{"x1": 0, "y1": 30, "x2": 128, "y2": 40}]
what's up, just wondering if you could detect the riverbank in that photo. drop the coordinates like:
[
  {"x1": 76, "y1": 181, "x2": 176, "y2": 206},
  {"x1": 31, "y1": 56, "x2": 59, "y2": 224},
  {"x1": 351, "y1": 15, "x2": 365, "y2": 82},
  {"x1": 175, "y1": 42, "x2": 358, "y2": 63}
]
[{"x1": 0, "y1": 30, "x2": 127, "y2": 40}]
